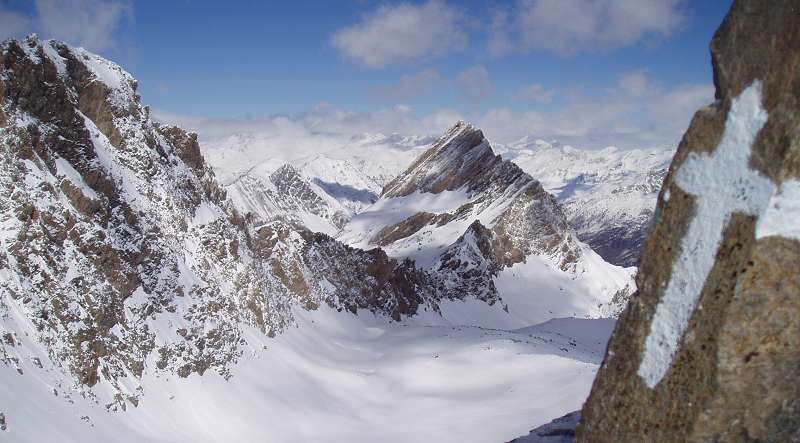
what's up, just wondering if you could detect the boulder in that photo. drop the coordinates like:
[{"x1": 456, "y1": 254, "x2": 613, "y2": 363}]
[{"x1": 577, "y1": 1, "x2": 800, "y2": 441}]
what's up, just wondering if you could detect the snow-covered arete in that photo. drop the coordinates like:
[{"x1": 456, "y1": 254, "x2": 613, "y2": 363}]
[{"x1": 638, "y1": 81, "x2": 776, "y2": 388}]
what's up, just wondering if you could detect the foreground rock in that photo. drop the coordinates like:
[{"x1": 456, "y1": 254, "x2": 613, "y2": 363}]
[{"x1": 578, "y1": 1, "x2": 800, "y2": 441}]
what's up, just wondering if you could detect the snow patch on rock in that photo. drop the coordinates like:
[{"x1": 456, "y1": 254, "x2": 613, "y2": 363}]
[{"x1": 756, "y1": 179, "x2": 800, "y2": 241}]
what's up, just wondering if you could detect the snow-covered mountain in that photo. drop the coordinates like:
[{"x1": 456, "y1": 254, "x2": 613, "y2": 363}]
[
  {"x1": 339, "y1": 122, "x2": 635, "y2": 328},
  {"x1": 226, "y1": 163, "x2": 352, "y2": 235},
  {"x1": 203, "y1": 130, "x2": 432, "y2": 234},
  {"x1": 0, "y1": 35, "x2": 295, "y2": 405},
  {"x1": 208, "y1": 126, "x2": 671, "y2": 269},
  {"x1": 0, "y1": 36, "x2": 637, "y2": 442},
  {"x1": 495, "y1": 138, "x2": 673, "y2": 267},
  {"x1": 296, "y1": 155, "x2": 383, "y2": 213},
  {"x1": 202, "y1": 130, "x2": 431, "y2": 188}
]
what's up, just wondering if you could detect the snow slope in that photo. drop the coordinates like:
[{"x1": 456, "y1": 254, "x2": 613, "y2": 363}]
[
  {"x1": 226, "y1": 163, "x2": 352, "y2": 235},
  {"x1": 1, "y1": 306, "x2": 612, "y2": 443}
]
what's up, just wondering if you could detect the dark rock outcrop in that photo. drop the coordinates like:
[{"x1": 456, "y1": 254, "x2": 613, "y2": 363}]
[
  {"x1": 509, "y1": 411, "x2": 581, "y2": 443},
  {"x1": 577, "y1": 2, "x2": 800, "y2": 441}
]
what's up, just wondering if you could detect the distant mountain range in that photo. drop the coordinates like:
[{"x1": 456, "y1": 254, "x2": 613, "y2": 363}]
[{"x1": 205, "y1": 120, "x2": 672, "y2": 269}]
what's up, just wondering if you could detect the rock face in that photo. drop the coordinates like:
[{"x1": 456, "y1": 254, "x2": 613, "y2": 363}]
[
  {"x1": 340, "y1": 122, "x2": 634, "y2": 326},
  {"x1": 509, "y1": 411, "x2": 581, "y2": 443},
  {"x1": 577, "y1": 2, "x2": 800, "y2": 441},
  {"x1": 0, "y1": 36, "x2": 442, "y2": 408},
  {"x1": 496, "y1": 139, "x2": 673, "y2": 268},
  {"x1": 252, "y1": 220, "x2": 435, "y2": 322},
  {"x1": 0, "y1": 35, "x2": 299, "y2": 405}
]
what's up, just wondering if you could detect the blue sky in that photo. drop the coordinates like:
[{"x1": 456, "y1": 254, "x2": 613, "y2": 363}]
[{"x1": 1, "y1": 0, "x2": 733, "y2": 148}]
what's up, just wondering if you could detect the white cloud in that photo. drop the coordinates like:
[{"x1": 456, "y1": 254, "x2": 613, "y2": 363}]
[
  {"x1": 517, "y1": 83, "x2": 555, "y2": 103},
  {"x1": 478, "y1": 71, "x2": 713, "y2": 148},
  {"x1": 35, "y1": 0, "x2": 131, "y2": 51},
  {"x1": 617, "y1": 70, "x2": 652, "y2": 97},
  {"x1": 0, "y1": 10, "x2": 30, "y2": 41},
  {"x1": 496, "y1": 0, "x2": 686, "y2": 56},
  {"x1": 487, "y1": 8, "x2": 514, "y2": 57},
  {"x1": 456, "y1": 65, "x2": 494, "y2": 101},
  {"x1": 370, "y1": 69, "x2": 440, "y2": 100},
  {"x1": 156, "y1": 71, "x2": 712, "y2": 158},
  {"x1": 649, "y1": 83, "x2": 714, "y2": 124},
  {"x1": 0, "y1": 1, "x2": 130, "y2": 52},
  {"x1": 154, "y1": 104, "x2": 462, "y2": 151},
  {"x1": 153, "y1": 104, "x2": 463, "y2": 179},
  {"x1": 331, "y1": 0, "x2": 466, "y2": 68}
]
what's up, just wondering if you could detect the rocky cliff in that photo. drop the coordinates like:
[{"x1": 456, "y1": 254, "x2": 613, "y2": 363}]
[
  {"x1": 0, "y1": 35, "x2": 442, "y2": 410},
  {"x1": 340, "y1": 122, "x2": 634, "y2": 327},
  {"x1": 577, "y1": 1, "x2": 800, "y2": 441},
  {"x1": 0, "y1": 35, "x2": 299, "y2": 407}
]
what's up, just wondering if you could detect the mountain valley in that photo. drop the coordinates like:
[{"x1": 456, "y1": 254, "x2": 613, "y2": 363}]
[{"x1": 0, "y1": 35, "x2": 646, "y2": 441}]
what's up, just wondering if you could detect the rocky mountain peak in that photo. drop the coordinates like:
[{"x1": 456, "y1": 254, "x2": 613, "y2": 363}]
[
  {"x1": 0, "y1": 37, "x2": 304, "y2": 405},
  {"x1": 381, "y1": 120, "x2": 500, "y2": 198}
]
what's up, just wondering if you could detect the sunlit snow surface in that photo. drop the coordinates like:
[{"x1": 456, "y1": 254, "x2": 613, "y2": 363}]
[{"x1": 1, "y1": 307, "x2": 611, "y2": 443}]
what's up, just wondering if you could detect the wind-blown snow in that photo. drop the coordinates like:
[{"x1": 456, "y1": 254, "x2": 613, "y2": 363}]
[
  {"x1": 40, "y1": 40, "x2": 68, "y2": 78},
  {"x1": 756, "y1": 179, "x2": 800, "y2": 241},
  {"x1": 339, "y1": 188, "x2": 472, "y2": 265},
  {"x1": 638, "y1": 81, "x2": 775, "y2": 388},
  {"x1": 1, "y1": 307, "x2": 611, "y2": 443}
]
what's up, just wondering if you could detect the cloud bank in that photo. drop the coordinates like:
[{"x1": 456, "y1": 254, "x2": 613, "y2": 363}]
[
  {"x1": 156, "y1": 71, "x2": 712, "y2": 155},
  {"x1": 0, "y1": 0, "x2": 131, "y2": 52}
]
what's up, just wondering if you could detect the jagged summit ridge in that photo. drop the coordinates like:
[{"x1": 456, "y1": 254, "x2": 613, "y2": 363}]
[
  {"x1": 340, "y1": 120, "x2": 634, "y2": 326},
  {"x1": 382, "y1": 120, "x2": 502, "y2": 198}
]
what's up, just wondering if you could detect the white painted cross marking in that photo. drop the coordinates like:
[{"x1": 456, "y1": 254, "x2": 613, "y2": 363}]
[{"x1": 638, "y1": 81, "x2": 776, "y2": 388}]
